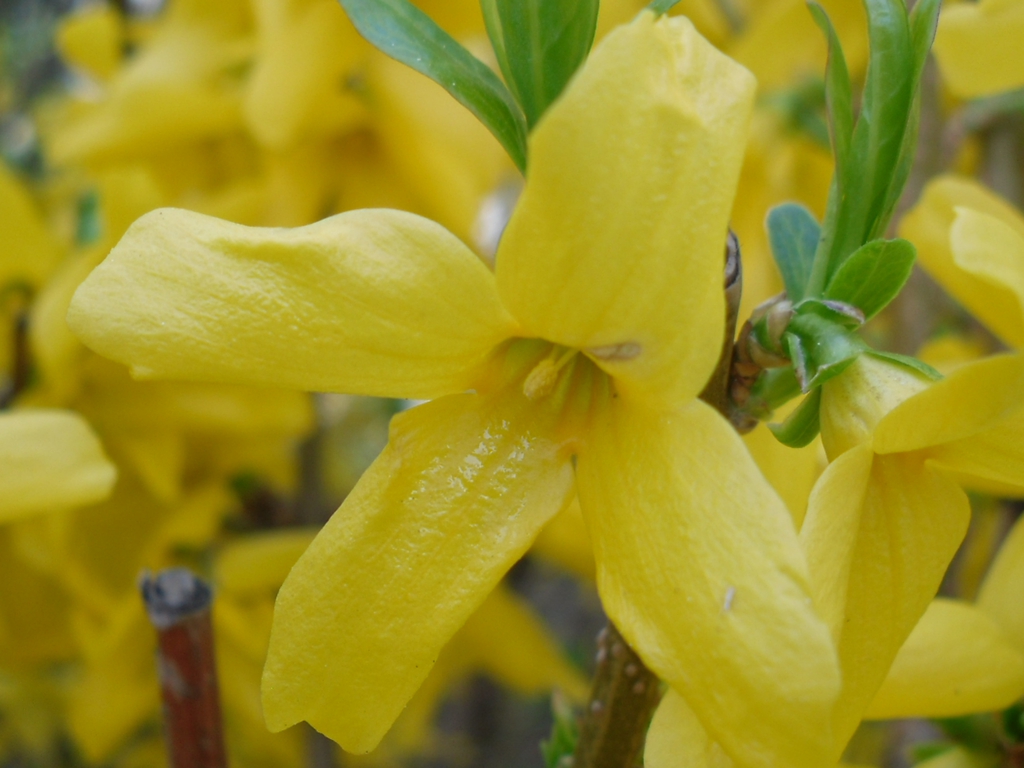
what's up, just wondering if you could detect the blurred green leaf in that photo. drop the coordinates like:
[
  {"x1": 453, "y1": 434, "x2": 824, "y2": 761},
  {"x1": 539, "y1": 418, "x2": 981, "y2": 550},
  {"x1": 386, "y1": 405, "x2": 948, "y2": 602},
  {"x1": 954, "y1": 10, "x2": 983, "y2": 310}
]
[
  {"x1": 767, "y1": 203, "x2": 821, "y2": 301},
  {"x1": 481, "y1": 0, "x2": 599, "y2": 128},
  {"x1": 541, "y1": 692, "x2": 579, "y2": 768},
  {"x1": 648, "y1": 0, "x2": 683, "y2": 14},
  {"x1": 824, "y1": 238, "x2": 916, "y2": 319},
  {"x1": 768, "y1": 388, "x2": 822, "y2": 447},
  {"x1": 339, "y1": 0, "x2": 529, "y2": 173}
]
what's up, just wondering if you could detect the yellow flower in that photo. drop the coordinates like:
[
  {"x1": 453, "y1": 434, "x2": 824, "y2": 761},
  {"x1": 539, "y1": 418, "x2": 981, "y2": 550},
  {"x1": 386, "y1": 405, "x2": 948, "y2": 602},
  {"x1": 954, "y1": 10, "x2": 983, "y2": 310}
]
[
  {"x1": 0, "y1": 410, "x2": 115, "y2": 525},
  {"x1": 646, "y1": 513, "x2": 1024, "y2": 767},
  {"x1": 900, "y1": 175, "x2": 1024, "y2": 498},
  {"x1": 933, "y1": 0, "x2": 1024, "y2": 99},
  {"x1": 69, "y1": 14, "x2": 839, "y2": 767}
]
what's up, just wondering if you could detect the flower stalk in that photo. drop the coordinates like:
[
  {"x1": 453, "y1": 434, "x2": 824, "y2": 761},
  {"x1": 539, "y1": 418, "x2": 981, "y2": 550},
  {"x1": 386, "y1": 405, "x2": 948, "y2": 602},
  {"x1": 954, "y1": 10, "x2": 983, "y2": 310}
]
[{"x1": 141, "y1": 568, "x2": 228, "y2": 768}]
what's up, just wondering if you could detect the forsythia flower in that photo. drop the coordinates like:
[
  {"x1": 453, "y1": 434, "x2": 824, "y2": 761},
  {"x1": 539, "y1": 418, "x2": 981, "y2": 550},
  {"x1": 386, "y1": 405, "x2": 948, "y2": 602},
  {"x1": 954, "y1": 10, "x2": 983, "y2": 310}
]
[
  {"x1": 933, "y1": 0, "x2": 1024, "y2": 99},
  {"x1": 68, "y1": 13, "x2": 840, "y2": 768}
]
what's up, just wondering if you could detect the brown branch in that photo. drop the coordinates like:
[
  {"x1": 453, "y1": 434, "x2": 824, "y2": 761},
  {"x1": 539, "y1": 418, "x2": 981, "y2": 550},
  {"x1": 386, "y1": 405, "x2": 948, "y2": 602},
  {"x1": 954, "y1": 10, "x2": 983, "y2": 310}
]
[
  {"x1": 141, "y1": 568, "x2": 227, "y2": 768},
  {"x1": 570, "y1": 231, "x2": 745, "y2": 768}
]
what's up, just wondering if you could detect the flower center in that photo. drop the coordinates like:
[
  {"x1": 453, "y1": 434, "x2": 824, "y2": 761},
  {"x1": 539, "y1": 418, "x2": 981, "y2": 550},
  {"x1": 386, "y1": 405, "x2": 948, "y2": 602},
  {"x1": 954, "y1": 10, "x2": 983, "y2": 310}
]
[{"x1": 522, "y1": 346, "x2": 580, "y2": 401}]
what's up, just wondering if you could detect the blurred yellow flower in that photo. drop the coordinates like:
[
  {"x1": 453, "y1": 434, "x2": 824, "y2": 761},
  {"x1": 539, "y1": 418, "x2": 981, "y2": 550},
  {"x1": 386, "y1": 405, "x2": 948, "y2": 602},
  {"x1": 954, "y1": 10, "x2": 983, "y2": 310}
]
[{"x1": 933, "y1": 0, "x2": 1024, "y2": 99}]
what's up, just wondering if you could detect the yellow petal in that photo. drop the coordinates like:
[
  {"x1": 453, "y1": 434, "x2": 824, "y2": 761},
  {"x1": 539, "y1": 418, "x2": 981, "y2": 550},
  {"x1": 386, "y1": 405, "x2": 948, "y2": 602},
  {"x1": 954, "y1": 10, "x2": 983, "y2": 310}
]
[
  {"x1": 865, "y1": 598, "x2": 1024, "y2": 719},
  {"x1": 262, "y1": 390, "x2": 575, "y2": 752},
  {"x1": 577, "y1": 397, "x2": 839, "y2": 768},
  {"x1": 873, "y1": 353, "x2": 1024, "y2": 454},
  {"x1": 496, "y1": 13, "x2": 755, "y2": 409},
  {"x1": 900, "y1": 176, "x2": 1024, "y2": 349},
  {"x1": 729, "y1": 0, "x2": 867, "y2": 91},
  {"x1": 645, "y1": 689, "x2": 734, "y2": 768},
  {"x1": 801, "y1": 453, "x2": 971, "y2": 750},
  {"x1": 216, "y1": 528, "x2": 318, "y2": 596},
  {"x1": 934, "y1": 0, "x2": 1024, "y2": 98},
  {"x1": 369, "y1": 41, "x2": 512, "y2": 244},
  {"x1": 800, "y1": 444, "x2": 875, "y2": 640},
  {"x1": 926, "y1": 404, "x2": 1024, "y2": 497},
  {"x1": 244, "y1": 0, "x2": 365, "y2": 148},
  {"x1": 978, "y1": 514, "x2": 1024, "y2": 650},
  {"x1": 743, "y1": 421, "x2": 825, "y2": 529},
  {"x1": 0, "y1": 410, "x2": 116, "y2": 524},
  {"x1": 0, "y1": 163, "x2": 61, "y2": 289},
  {"x1": 56, "y1": 4, "x2": 123, "y2": 80},
  {"x1": 460, "y1": 585, "x2": 589, "y2": 701},
  {"x1": 949, "y1": 208, "x2": 1024, "y2": 333},
  {"x1": 68, "y1": 208, "x2": 516, "y2": 399}
]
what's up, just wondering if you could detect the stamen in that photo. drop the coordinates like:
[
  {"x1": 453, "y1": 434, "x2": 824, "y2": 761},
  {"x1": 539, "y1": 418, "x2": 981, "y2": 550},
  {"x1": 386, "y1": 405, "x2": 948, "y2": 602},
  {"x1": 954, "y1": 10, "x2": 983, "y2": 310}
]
[{"x1": 523, "y1": 347, "x2": 578, "y2": 400}]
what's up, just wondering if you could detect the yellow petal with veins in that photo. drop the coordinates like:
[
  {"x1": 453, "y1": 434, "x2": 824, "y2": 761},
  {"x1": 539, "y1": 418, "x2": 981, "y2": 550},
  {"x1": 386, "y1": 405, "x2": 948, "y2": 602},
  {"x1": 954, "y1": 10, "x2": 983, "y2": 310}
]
[
  {"x1": 934, "y1": 0, "x2": 1024, "y2": 98},
  {"x1": 577, "y1": 397, "x2": 838, "y2": 768},
  {"x1": 801, "y1": 453, "x2": 971, "y2": 752},
  {"x1": 900, "y1": 176, "x2": 1024, "y2": 349},
  {"x1": 68, "y1": 208, "x2": 516, "y2": 400},
  {"x1": 865, "y1": 599, "x2": 1024, "y2": 719},
  {"x1": 0, "y1": 410, "x2": 116, "y2": 524},
  {"x1": 978, "y1": 515, "x2": 1024, "y2": 650},
  {"x1": 262, "y1": 390, "x2": 574, "y2": 752},
  {"x1": 496, "y1": 12, "x2": 755, "y2": 409},
  {"x1": 873, "y1": 353, "x2": 1024, "y2": 454}
]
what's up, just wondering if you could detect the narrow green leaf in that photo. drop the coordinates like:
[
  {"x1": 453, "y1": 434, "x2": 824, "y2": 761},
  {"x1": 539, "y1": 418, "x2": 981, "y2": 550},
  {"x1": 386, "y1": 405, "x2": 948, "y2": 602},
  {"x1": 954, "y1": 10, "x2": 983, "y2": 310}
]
[
  {"x1": 768, "y1": 388, "x2": 822, "y2": 448},
  {"x1": 340, "y1": 0, "x2": 528, "y2": 173},
  {"x1": 481, "y1": 0, "x2": 599, "y2": 128},
  {"x1": 807, "y1": 3, "x2": 853, "y2": 171},
  {"x1": 767, "y1": 203, "x2": 821, "y2": 301},
  {"x1": 866, "y1": 350, "x2": 942, "y2": 381},
  {"x1": 824, "y1": 238, "x2": 916, "y2": 319},
  {"x1": 909, "y1": 0, "x2": 942, "y2": 84},
  {"x1": 648, "y1": 0, "x2": 683, "y2": 14}
]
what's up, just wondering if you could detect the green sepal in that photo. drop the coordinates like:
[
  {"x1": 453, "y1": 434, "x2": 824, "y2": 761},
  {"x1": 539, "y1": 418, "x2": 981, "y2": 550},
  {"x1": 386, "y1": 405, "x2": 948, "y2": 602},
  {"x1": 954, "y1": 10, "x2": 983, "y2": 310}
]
[
  {"x1": 865, "y1": 350, "x2": 942, "y2": 381},
  {"x1": 785, "y1": 309, "x2": 867, "y2": 391},
  {"x1": 648, "y1": 0, "x2": 683, "y2": 14},
  {"x1": 480, "y1": 0, "x2": 599, "y2": 129},
  {"x1": 339, "y1": 0, "x2": 529, "y2": 173},
  {"x1": 767, "y1": 203, "x2": 821, "y2": 302},
  {"x1": 768, "y1": 388, "x2": 822, "y2": 448},
  {"x1": 823, "y1": 238, "x2": 917, "y2": 319}
]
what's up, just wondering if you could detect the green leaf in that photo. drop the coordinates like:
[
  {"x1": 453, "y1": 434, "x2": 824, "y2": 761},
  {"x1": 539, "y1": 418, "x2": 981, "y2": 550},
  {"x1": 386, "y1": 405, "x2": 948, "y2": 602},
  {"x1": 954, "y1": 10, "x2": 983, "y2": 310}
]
[
  {"x1": 909, "y1": 0, "x2": 942, "y2": 84},
  {"x1": 768, "y1": 388, "x2": 822, "y2": 448},
  {"x1": 480, "y1": 0, "x2": 599, "y2": 128},
  {"x1": 648, "y1": 0, "x2": 683, "y2": 14},
  {"x1": 767, "y1": 203, "x2": 821, "y2": 301},
  {"x1": 807, "y1": 3, "x2": 853, "y2": 171},
  {"x1": 865, "y1": 351, "x2": 942, "y2": 381},
  {"x1": 339, "y1": 0, "x2": 529, "y2": 173},
  {"x1": 746, "y1": 366, "x2": 802, "y2": 420},
  {"x1": 823, "y1": 238, "x2": 916, "y2": 319},
  {"x1": 786, "y1": 310, "x2": 867, "y2": 390}
]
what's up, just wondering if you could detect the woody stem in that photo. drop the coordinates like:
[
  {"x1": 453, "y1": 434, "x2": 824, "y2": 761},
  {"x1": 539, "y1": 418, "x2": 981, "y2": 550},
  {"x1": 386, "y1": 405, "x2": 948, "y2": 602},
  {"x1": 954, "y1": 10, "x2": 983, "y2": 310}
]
[
  {"x1": 570, "y1": 232, "x2": 744, "y2": 768},
  {"x1": 142, "y1": 568, "x2": 228, "y2": 768}
]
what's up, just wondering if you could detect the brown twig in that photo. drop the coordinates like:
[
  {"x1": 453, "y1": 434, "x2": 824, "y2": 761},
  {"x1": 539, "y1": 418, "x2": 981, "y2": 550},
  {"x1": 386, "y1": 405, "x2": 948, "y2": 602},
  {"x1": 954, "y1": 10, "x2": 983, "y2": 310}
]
[
  {"x1": 570, "y1": 231, "x2": 745, "y2": 768},
  {"x1": 141, "y1": 568, "x2": 227, "y2": 768}
]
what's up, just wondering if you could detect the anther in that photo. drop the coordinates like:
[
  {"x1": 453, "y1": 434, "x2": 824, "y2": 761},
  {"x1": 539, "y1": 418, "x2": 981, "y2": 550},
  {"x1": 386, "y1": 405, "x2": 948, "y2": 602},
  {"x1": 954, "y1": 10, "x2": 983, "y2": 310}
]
[{"x1": 523, "y1": 347, "x2": 577, "y2": 400}]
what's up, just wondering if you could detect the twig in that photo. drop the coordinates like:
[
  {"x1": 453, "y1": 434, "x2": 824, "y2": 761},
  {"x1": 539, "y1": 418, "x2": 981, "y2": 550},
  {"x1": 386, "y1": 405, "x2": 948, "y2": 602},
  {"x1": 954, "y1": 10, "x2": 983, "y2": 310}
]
[
  {"x1": 570, "y1": 231, "x2": 745, "y2": 768},
  {"x1": 141, "y1": 568, "x2": 227, "y2": 768}
]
